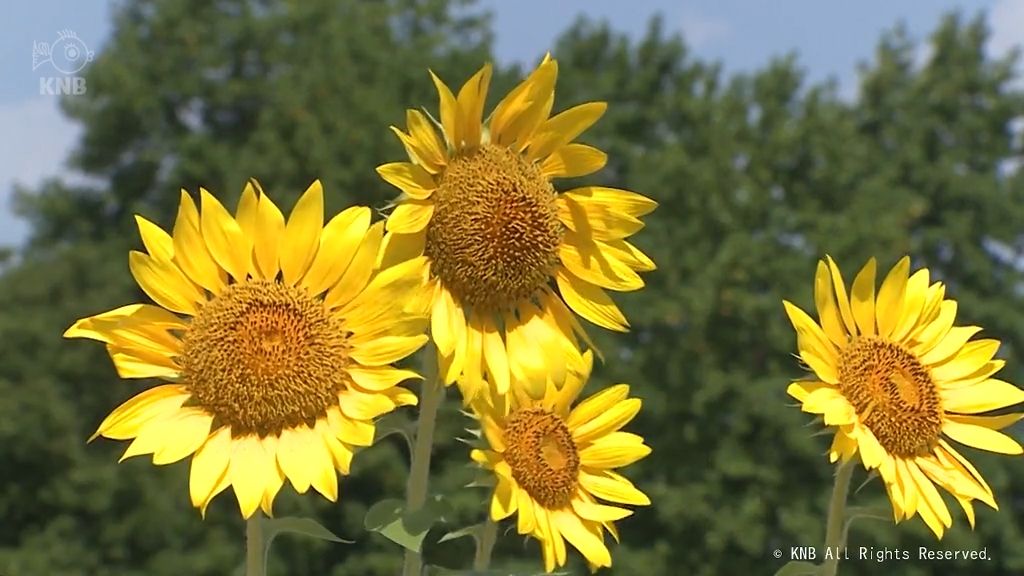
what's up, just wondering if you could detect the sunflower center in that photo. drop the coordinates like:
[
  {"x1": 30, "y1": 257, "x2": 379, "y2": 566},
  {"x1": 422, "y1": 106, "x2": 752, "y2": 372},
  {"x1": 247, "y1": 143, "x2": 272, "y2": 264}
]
[
  {"x1": 180, "y1": 280, "x2": 350, "y2": 437},
  {"x1": 503, "y1": 407, "x2": 579, "y2": 509},
  {"x1": 837, "y1": 336, "x2": 943, "y2": 458},
  {"x1": 425, "y1": 144, "x2": 563, "y2": 312}
]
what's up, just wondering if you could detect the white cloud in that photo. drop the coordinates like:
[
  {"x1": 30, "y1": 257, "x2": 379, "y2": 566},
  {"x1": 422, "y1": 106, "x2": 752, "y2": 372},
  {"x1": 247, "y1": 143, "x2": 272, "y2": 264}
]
[
  {"x1": 988, "y1": 0, "x2": 1024, "y2": 57},
  {"x1": 679, "y1": 9, "x2": 731, "y2": 49},
  {"x1": 0, "y1": 97, "x2": 80, "y2": 247}
]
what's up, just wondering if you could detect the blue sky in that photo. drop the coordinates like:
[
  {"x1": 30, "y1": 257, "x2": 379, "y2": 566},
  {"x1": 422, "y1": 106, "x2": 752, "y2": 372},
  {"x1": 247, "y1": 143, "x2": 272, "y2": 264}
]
[{"x1": 1, "y1": 0, "x2": 1022, "y2": 247}]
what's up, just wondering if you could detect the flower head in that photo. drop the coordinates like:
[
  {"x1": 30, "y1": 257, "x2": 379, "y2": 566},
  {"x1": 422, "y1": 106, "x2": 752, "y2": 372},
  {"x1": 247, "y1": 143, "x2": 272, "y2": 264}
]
[
  {"x1": 785, "y1": 255, "x2": 1024, "y2": 538},
  {"x1": 377, "y1": 55, "x2": 656, "y2": 401},
  {"x1": 65, "y1": 181, "x2": 429, "y2": 518},
  {"x1": 469, "y1": 350, "x2": 651, "y2": 572}
]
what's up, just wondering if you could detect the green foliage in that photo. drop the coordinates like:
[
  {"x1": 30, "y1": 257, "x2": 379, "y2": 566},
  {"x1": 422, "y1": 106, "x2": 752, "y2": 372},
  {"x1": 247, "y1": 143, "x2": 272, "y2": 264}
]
[{"x1": 3, "y1": 2, "x2": 1024, "y2": 576}]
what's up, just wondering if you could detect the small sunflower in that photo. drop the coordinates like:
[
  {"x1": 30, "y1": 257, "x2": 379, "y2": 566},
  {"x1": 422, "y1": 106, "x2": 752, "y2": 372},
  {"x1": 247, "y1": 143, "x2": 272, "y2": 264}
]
[
  {"x1": 469, "y1": 350, "x2": 651, "y2": 572},
  {"x1": 784, "y1": 255, "x2": 1024, "y2": 538},
  {"x1": 65, "y1": 181, "x2": 430, "y2": 518},
  {"x1": 376, "y1": 55, "x2": 657, "y2": 401}
]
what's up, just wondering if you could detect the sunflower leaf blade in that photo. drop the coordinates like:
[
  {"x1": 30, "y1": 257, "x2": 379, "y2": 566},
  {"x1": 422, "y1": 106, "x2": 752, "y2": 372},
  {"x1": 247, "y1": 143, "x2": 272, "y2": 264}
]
[{"x1": 364, "y1": 496, "x2": 452, "y2": 552}]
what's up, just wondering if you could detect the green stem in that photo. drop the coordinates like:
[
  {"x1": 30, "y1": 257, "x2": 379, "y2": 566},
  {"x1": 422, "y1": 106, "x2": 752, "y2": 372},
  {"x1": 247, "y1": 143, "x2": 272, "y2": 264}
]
[
  {"x1": 402, "y1": 344, "x2": 443, "y2": 576},
  {"x1": 821, "y1": 460, "x2": 854, "y2": 576},
  {"x1": 246, "y1": 511, "x2": 265, "y2": 576},
  {"x1": 472, "y1": 518, "x2": 499, "y2": 571}
]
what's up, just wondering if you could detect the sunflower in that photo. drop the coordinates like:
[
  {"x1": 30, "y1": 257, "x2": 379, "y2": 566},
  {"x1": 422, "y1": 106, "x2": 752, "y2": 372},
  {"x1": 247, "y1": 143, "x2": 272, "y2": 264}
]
[
  {"x1": 376, "y1": 55, "x2": 657, "y2": 401},
  {"x1": 64, "y1": 181, "x2": 430, "y2": 519},
  {"x1": 784, "y1": 255, "x2": 1024, "y2": 538},
  {"x1": 468, "y1": 350, "x2": 651, "y2": 572}
]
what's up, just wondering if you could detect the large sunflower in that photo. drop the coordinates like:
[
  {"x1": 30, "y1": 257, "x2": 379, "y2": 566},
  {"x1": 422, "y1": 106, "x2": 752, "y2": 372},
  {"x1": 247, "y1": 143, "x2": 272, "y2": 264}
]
[
  {"x1": 376, "y1": 55, "x2": 657, "y2": 401},
  {"x1": 65, "y1": 181, "x2": 430, "y2": 518},
  {"x1": 469, "y1": 350, "x2": 651, "y2": 572},
  {"x1": 784, "y1": 255, "x2": 1024, "y2": 538}
]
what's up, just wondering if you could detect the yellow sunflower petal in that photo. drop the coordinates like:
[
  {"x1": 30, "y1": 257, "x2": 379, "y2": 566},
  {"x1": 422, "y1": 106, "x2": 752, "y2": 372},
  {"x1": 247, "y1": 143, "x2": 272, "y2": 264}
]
[
  {"x1": 931, "y1": 340, "x2": 1001, "y2": 383},
  {"x1": 128, "y1": 251, "x2": 202, "y2": 315},
  {"x1": 540, "y1": 144, "x2": 607, "y2": 179},
  {"x1": 599, "y1": 238, "x2": 656, "y2": 272},
  {"x1": 64, "y1": 304, "x2": 185, "y2": 344},
  {"x1": 552, "y1": 509, "x2": 612, "y2": 568},
  {"x1": 942, "y1": 419, "x2": 1023, "y2": 454},
  {"x1": 235, "y1": 180, "x2": 260, "y2": 240},
  {"x1": 280, "y1": 180, "x2": 324, "y2": 286},
  {"x1": 404, "y1": 109, "x2": 447, "y2": 170},
  {"x1": 578, "y1": 433, "x2": 651, "y2": 468},
  {"x1": 782, "y1": 301, "x2": 838, "y2": 383},
  {"x1": 347, "y1": 366, "x2": 421, "y2": 393},
  {"x1": 456, "y1": 63, "x2": 492, "y2": 148},
  {"x1": 906, "y1": 459, "x2": 953, "y2": 537},
  {"x1": 912, "y1": 300, "x2": 958, "y2": 353},
  {"x1": 199, "y1": 188, "x2": 250, "y2": 283},
  {"x1": 300, "y1": 205, "x2": 372, "y2": 297},
  {"x1": 556, "y1": 267, "x2": 628, "y2": 331},
  {"x1": 491, "y1": 58, "x2": 558, "y2": 147},
  {"x1": 917, "y1": 326, "x2": 982, "y2": 364},
  {"x1": 558, "y1": 238, "x2": 644, "y2": 292},
  {"x1": 875, "y1": 256, "x2": 910, "y2": 338},
  {"x1": 786, "y1": 380, "x2": 830, "y2": 402},
  {"x1": 147, "y1": 409, "x2": 214, "y2": 465},
  {"x1": 517, "y1": 488, "x2": 536, "y2": 534},
  {"x1": 337, "y1": 388, "x2": 399, "y2": 420},
  {"x1": 386, "y1": 199, "x2": 434, "y2": 234},
  {"x1": 571, "y1": 498, "x2": 632, "y2": 522},
  {"x1": 93, "y1": 384, "x2": 190, "y2": 441},
  {"x1": 850, "y1": 257, "x2": 877, "y2": 336},
  {"x1": 942, "y1": 379, "x2": 1024, "y2": 414},
  {"x1": 571, "y1": 397, "x2": 641, "y2": 445},
  {"x1": 229, "y1": 434, "x2": 275, "y2": 519},
  {"x1": 565, "y1": 185, "x2": 657, "y2": 219},
  {"x1": 108, "y1": 345, "x2": 180, "y2": 379},
  {"x1": 429, "y1": 70, "x2": 460, "y2": 148},
  {"x1": 814, "y1": 260, "x2": 848, "y2": 346},
  {"x1": 189, "y1": 426, "x2": 231, "y2": 510},
  {"x1": 254, "y1": 191, "x2": 286, "y2": 279},
  {"x1": 528, "y1": 102, "x2": 607, "y2": 162},
  {"x1": 172, "y1": 190, "x2": 225, "y2": 293},
  {"x1": 824, "y1": 256, "x2": 858, "y2": 336},
  {"x1": 323, "y1": 221, "x2": 385, "y2": 310},
  {"x1": 480, "y1": 316, "x2": 511, "y2": 395},
  {"x1": 135, "y1": 215, "x2": 174, "y2": 261},
  {"x1": 376, "y1": 162, "x2": 437, "y2": 200},
  {"x1": 890, "y1": 268, "x2": 930, "y2": 341},
  {"x1": 579, "y1": 470, "x2": 650, "y2": 506},
  {"x1": 490, "y1": 473, "x2": 518, "y2": 521},
  {"x1": 259, "y1": 436, "x2": 286, "y2": 517},
  {"x1": 566, "y1": 384, "x2": 630, "y2": 430}
]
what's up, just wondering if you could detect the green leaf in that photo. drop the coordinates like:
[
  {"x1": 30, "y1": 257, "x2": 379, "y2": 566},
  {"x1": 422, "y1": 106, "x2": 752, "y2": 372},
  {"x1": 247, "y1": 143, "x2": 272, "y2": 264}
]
[
  {"x1": 437, "y1": 523, "x2": 483, "y2": 544},
  {"x1": 364, "y1": 495, "x2": 453, "y2": 552},
  {"x1": 772, "y1": 560, "x2": 820, "y2": 576},
  {"x1": 263, "y1": 516, "x2": 352, "y2": 545},
  {"x1": 374, "y1": 412, "x2": 415, "y2": 455},
  {"x1": 261, "y1": 516, "x2": 352, "y2": 567}
]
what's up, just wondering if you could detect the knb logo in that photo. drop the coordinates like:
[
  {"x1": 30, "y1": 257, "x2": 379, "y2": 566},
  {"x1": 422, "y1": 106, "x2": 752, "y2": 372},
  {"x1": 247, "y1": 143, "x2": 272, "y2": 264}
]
[
  {"x1": 790, "y1": 546, "x2": 816, "y2": 560},
  {"x1": 32, "y1": 29, "x2": 93, "y2": 95}
]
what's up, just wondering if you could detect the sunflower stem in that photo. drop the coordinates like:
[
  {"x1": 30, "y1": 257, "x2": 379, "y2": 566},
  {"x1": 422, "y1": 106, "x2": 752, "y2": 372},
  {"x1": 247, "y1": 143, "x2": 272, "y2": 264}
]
[
  {"x1": 245, "y1": 511, "x2": 265, "y2": 576},
  {"x1": 403, "y1": 343, "x2": 443, "y2": 576},
  {"x1": 821, "y1": 460, "x2": 855, "y2": 576},
  {"x1": 472, "y1": 518, "x2": 499, "y2": 571}
]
